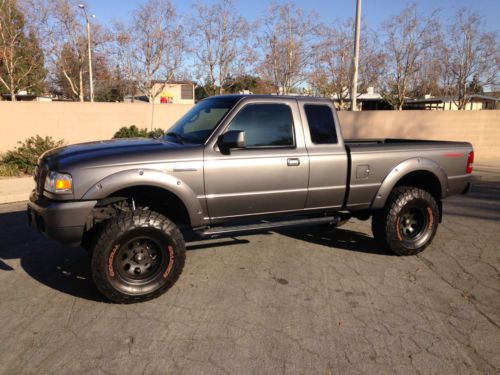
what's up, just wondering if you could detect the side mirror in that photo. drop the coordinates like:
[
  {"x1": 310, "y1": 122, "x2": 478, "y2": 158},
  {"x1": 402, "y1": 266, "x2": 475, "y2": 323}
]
[{"x1": 219, "y1": 130, "x2": 245, "y2": 150}]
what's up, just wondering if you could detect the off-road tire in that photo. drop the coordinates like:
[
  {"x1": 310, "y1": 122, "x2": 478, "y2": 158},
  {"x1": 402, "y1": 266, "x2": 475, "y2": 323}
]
[
  {"x1": 372, "y1": 186, "x2": 439, "y2": 256},
  {"x1": 91, "y1": 209, "x2": 186, "y2": 303}
]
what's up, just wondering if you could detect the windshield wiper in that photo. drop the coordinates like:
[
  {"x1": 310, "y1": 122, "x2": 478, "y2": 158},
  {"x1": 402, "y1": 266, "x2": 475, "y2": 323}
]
[{"x1": 166, "y1": 132, "x2": 187, "y2": 144}]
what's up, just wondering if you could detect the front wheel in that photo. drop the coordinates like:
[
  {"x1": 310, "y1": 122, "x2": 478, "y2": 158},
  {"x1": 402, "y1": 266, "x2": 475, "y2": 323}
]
[
  {"x1": 91, "y1": 210, "x2": 186, "y2": 303},
  {"x1": 372, "y1": 186, "x2": 439, "y2": 256}
]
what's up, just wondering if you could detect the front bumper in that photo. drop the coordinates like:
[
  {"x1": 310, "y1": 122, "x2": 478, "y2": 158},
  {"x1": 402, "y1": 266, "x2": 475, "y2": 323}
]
[{"x1": 27, "y1": 190, "x2": 97, "y2": 247}]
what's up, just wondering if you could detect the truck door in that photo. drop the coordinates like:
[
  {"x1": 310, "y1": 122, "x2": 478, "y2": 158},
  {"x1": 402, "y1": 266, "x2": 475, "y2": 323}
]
[
  {"x1": 203, "y1": 100, "x2": 309, "y2": 220},
  {"x1": 299, "y1": 102, "x2": 348, "y2": 209}
]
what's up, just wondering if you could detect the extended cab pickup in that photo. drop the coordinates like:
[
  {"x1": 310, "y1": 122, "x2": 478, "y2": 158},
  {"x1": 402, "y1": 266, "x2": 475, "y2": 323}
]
[{"x1": 27, "y1": 95, "x2": 473, "y2": 303}]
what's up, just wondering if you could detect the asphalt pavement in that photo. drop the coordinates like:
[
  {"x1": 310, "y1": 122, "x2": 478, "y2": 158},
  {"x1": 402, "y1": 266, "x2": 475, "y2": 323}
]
[{"x1": 0, "y1": 174, "x2": 499, "y2": 374}]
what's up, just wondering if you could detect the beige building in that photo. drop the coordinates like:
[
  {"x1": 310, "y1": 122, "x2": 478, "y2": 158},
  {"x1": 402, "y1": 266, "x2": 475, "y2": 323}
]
[
  {"x1": 150, "y1": 81, "x2": 195, "y2": 104},
  {"x1": 404, "y1": 95, "x2": 500, "y2": 110},
  {"x1": 331, "y1": 87, "x2": 393, "y2": 111}
]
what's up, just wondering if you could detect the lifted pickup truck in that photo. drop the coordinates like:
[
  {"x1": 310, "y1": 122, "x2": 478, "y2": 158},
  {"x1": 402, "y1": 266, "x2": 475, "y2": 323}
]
[{"x1": 28, "y1": 95, "x2": 473, "y2": 303}]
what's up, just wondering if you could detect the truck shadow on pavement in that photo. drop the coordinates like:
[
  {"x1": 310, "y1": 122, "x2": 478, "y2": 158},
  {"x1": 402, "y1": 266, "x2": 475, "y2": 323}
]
[
  {"x1": 276, "y1": 225, "x2": 393, "y2": 256},
  {"x1": 1, "y1": 216, "x2": 393, "y2": 305},
  {"x1": 0, "y1": 209, "x2": 393, "y2": 302},
  {"x1": 0, "y1": 210, "x2": 255, "y2": 302},
  {"x1": 0, "y1": 209, "x2": 106, "y2": 302},
  {"x1": 2, "y1": 179, "x2": 497, "y2": 302}
]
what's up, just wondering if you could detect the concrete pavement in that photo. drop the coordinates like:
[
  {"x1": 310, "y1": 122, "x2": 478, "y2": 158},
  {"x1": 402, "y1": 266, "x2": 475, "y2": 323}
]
[{"x1": 0, "y1": 177, "x2": 499, "y2": 374}]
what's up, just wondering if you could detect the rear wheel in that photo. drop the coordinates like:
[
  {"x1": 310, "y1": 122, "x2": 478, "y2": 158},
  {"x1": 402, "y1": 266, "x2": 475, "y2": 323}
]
[
  {"x1": 91, "y1": 209, "x2": 185, "y2": 303},
  {"x1": 372, "y1": 186, "x2": 439, "y2": 256}
]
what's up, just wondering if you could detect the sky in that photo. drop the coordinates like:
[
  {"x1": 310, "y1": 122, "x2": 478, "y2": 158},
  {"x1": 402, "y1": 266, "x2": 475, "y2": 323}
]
[{"x1": 85, "y1": 0, "x2": 500, "y2": 33}]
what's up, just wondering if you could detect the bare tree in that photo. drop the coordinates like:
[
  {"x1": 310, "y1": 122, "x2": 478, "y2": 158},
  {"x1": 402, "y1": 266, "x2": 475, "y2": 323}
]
[
  {"x1": 440, "y1": 9, "x2": 499, "y2": 109},
  {"x1": 191, "y1": 0, "x2": 251, "y2": 96},
  {"x1": 257, "y1": 2, "x2": 316, "y2": 94},
  {"x1": 112, "y1": 0, "x2": 184, "y2": 103},
  {"x1": 380, "y1": 4, "x2": 440, "y2": 110},
  {"x1": 111, "y1": 20, "x2": 139, "y2": 100},
  {"x1": 309, "y1": 19, "x2": 384, "y2": 109},
  {"x1": 309, "y1": 21, "x2": 352, "y2": 107},
  {"x1": 47, "y1": 0, "x2": 84, "y2": 101},
  {"x1": 407, "y1": 43, "x2": 444, "y2": 98},
  {"x1": 0, "y1": 0, "x2": 46, "y2": 101},
  {"x1": 25, "y1": 0, "x2": 90, "y2": 101}
]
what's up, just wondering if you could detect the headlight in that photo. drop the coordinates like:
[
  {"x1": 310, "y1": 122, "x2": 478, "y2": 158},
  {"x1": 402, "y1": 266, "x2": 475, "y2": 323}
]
[{"x1": 44, "y1": 171, "x2": 73, "y2": 194}]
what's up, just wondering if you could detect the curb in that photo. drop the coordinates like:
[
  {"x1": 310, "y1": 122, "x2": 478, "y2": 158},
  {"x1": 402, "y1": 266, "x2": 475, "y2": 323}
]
[
  {"x1": 0, "y1": 177, "x2": 33, "y2": 204},
  {"x1": 475, "y1": 165, "x2": 500, "y2": 174}
]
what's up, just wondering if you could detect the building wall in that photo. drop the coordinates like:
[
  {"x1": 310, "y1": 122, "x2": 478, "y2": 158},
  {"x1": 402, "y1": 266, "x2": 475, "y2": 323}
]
[
  {"x1": 0, "y1": 102, "x2": 498, "y2": 165},
  {"x1": 437, "y1": 101, "x2": 484, "y2": 111},
  {"x1": 338, "y1": 110, "x2": 500, "y2": 165},
  {"x1": 0, "y1": 102, "x2": 193, "y2": 153},
  {"x1": 151, "y1": 83, "x2": 195, "y2": 104},
  {"x1": 420, "y1": 100, "x2": 498, "y2": 111}
]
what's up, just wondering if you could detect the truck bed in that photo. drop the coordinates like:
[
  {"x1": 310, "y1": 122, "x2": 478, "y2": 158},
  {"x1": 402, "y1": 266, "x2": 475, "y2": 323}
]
[
  {"x1": 343, "y1": 139, "x2": 473, "y2": 209},
  {"x1": 344, "y1": 138, "x2": 470, "y2": 148}
]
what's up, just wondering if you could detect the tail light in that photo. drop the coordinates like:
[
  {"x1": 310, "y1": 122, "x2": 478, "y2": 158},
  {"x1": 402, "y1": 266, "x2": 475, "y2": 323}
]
[{"x1": 466, "y1": 151, "x2": 474, "y2": 174}]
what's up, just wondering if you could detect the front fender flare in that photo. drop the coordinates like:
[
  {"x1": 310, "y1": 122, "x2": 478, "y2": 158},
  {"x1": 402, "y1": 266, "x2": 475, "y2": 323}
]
[
  {"x1": 81, "y1": 168, "x2": 205, "y2": 226},
  {"x1": 371, "y1": 158, "x2": 448, "y2": 209}
]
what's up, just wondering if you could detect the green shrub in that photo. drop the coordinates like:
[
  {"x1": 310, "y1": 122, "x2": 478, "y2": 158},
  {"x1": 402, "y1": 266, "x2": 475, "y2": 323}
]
[
  {"x1": 147, "y1": 128, "x2": 165, "y2": 139},
  {"x1": 113, "y1": 125, "x2": 148, "y2": 138},
  {"x1": 113, "y1": 125, "x2": 164, "y2": 139},
  {"x1": 0, "y1": 162, "x2": 22, "y2": 177},
  {"x1": 1, "y1": 136, "x2": 65, "y2": 176}
]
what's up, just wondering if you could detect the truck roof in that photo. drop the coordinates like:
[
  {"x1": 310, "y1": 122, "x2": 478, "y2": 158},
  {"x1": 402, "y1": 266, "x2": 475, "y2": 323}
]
[{"x1": 207, "y1": 94, "x2": 334, "y2": 103}]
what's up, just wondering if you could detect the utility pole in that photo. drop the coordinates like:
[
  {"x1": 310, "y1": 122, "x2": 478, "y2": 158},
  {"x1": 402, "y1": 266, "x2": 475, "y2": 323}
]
[
  {"x1": 78, "y1": 4, "x2": 94, "y2": 102},
  {"x1": 350, "y1": 0, "x2": 361, "y2": 111}
]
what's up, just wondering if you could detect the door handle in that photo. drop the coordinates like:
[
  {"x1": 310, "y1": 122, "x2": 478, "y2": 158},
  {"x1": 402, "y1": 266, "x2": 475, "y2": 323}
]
[{"x1": 287, "y1": 158, "x2": 300, "y2": 166}]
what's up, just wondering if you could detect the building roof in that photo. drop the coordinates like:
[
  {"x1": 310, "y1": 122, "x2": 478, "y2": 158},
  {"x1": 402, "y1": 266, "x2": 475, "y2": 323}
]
[
  {"x1": 1, "y1": 93, "x2": 37, "y2": 101},
  {"x1": 151, "y1": 80, "x2": 195, "y2": 85},
  {"x1": 468, "y1": 94, "x2": 500, "y2": 101},
  {"x1": 406, "y1": 94, "x2": 500, "y2": 104},
  {"x1": 205, "y1": 94, "x2": 335, "y2": 103}
]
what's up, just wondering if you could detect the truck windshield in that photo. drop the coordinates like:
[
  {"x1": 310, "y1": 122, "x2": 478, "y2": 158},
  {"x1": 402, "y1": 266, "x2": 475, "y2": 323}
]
[{"x1": 165, "y1": 97, "x2": 240, "y2": 144}]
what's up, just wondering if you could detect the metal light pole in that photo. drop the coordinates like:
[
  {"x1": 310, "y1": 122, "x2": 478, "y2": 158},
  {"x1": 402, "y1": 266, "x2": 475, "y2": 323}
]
[
  {"x1": 350, "y1": 0, "x2": 361, "y2": 111},
  {"x1": 78, "y1": 4, "x2": 94, "y2": 102}
]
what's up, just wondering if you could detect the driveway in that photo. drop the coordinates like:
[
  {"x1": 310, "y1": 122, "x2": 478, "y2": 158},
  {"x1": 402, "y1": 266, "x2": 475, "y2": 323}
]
[{"x1": 0, "y1": 174, "x2": 499, "y2": 374}]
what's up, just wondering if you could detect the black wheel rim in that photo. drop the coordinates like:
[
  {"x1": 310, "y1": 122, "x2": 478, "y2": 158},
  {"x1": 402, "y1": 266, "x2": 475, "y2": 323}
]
[
  {"x1": 115, "y1": 237, "x2": 166, "y2": 284},
  {"x1": 399, "y1": 206, "x2": 429, "y2": 241}
]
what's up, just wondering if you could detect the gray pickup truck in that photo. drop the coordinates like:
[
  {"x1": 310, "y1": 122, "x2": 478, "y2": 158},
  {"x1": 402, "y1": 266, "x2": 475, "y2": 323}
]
[{"x1": 28, "y1": 95, "x2": 473, "y2": 303}]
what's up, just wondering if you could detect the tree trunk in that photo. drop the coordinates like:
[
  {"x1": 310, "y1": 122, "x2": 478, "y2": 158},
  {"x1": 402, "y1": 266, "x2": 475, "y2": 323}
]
[{"x1": 79, "y1": 69, "x2": 84, "y2": 102}]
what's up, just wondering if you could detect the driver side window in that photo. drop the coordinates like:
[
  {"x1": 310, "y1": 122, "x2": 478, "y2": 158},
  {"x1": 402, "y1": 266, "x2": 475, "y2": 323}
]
[{"x1": 227, "y1": 104, "x2": 294, "y2": 147}]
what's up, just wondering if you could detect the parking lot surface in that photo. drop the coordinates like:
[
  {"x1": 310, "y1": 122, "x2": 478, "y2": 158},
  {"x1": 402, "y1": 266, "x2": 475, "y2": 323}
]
[{"x1": 1, "y1": 174, "x2": 499, "y2": 374}]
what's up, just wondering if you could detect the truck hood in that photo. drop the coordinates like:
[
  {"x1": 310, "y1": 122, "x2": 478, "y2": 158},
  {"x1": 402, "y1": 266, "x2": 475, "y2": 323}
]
[{"x1": 40, "y1": 138, "x2": 187, "y2": 171}]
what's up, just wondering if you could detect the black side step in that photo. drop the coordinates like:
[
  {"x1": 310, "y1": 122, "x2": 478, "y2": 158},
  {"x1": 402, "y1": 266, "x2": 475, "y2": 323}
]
[{"x1": 196, "y1": 216, "x2": 340, "y2": 238}]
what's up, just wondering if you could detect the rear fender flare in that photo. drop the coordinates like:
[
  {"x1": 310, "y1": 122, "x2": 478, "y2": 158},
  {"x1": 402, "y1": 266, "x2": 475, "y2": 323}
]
[
  {"x1": 81, "y1": 168, "x2": 205, "y2": 226},
  {"x1": 371, "y1": 158, "x2": 448, "y2": 209}
]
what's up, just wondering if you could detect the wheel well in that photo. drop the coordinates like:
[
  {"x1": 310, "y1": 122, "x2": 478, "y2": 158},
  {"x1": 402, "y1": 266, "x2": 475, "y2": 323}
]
[
  {"x1": 82, "y1": 185, "x2": 191, "y2": 250},
  {"x1": 394, "y1": 170, "x2": 443, "y2": 221},
  {"x1": 394, "y1": 170, "x2": 442, "y2": 201},
  {"x1": 107, "y1": 185, "x2": 191, "y2": 227}
]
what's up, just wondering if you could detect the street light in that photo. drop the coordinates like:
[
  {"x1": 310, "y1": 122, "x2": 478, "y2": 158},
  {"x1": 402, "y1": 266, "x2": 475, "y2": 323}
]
[
  {"x1": 78, "y1": 4, "x2": 95, "y2": 102},
  {"x1": 350, "y1": 0, "x2": 361, "y2": 111}
]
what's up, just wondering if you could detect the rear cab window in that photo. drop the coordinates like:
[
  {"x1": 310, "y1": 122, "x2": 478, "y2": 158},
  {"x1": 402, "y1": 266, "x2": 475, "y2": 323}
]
[{"x1": 304, "y1": 104, "x2": 338, "y2": 144}]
